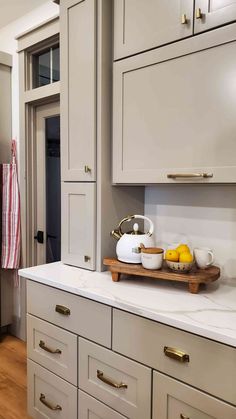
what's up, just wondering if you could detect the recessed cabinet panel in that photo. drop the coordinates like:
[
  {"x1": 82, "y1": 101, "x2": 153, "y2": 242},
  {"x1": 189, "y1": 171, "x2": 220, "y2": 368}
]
[
  {"x1": 61, "y1": 0, "x2": 96, "y2": 181},
  {"x1": 153, "y1": 372, "x2": 236, "y2": 419},
  {"x1": 78, "y1": 390, "x2": 127, "y2": 419},
  {"x1": 79, "y1": 337, "x2": 151, "y2": 419},
  {"x1": 114, "y1": 0, "x2": 193, "y2": 60},
  {"x1": 113, "y1": 35, "x2": 236, "y2": 183},
  {"x1": 28, "y1": 359, "x2": 77, "y2": 419},
  {"x1": 27, "y1": 314, "x2": 77, "y2": 385},
  {"x1": 195, "y1": 0, "x2": 236, "y2": 33},
  {"x1": 61, "y1": 182, "x2": 96, "y2": 269}
]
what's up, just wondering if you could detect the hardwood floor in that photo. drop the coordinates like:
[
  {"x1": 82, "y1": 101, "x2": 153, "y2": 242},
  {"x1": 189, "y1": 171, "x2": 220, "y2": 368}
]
[{"x1": 0, "y1": 335, "x2": 30, "y2": 419}]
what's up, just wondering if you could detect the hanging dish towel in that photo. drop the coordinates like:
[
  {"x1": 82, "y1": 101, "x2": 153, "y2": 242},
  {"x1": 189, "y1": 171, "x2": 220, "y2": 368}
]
[{"x1": 1, "y1": 140, "x2": 21, "y2": 285}]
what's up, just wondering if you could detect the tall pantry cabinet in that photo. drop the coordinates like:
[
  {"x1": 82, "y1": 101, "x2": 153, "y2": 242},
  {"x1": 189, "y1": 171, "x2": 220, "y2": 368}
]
[{"x1": 60, "y1": 0, "x2": 143, "y2": 271}]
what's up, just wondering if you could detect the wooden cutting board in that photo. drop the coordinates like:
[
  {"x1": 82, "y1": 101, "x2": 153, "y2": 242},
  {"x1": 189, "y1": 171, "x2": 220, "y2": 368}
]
[{"x1": 103, "y1": 258, "x2": 220, "y2": 294}]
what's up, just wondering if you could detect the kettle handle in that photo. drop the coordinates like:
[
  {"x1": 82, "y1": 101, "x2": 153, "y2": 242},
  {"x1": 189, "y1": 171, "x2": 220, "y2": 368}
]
[
  {"x1": 117, "y1": 215, "x2": 154, "y2": 236},
  {"x1": 133, "y1": 215, "x2": 154, "y2": 236}
]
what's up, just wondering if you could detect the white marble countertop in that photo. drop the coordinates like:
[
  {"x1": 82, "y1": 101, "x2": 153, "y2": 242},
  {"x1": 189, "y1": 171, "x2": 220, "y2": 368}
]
[{"x1": 19, "y1": 262, "x2": 236, "y2": 347}]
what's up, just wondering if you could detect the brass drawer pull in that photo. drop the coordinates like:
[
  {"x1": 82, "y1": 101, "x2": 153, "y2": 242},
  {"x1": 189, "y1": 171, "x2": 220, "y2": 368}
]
[
  {"x1": 181, "y1": 14, "x2": 187, "y2": 24},
  {"x1": 97, "y1": 370, "x2": 128, "y2": 389},
  {"x1": 39, "y1": 340, "x2": 62, "y2": 354},
  {"x1": 164, "y1": 346, "x2": 190, "y2": 363},
  {"x1": 39, "y1": 393, "x2": 62, "y2": 411},
  {"x1": 55, "y1": 304, "x2": 71, "y2": 316},
  {"x1": 180, "y1": 415, "x2": 190, "y2": 419},
  {"x1": 167, "y1": 173, "x2": 213, "y2": 179}
]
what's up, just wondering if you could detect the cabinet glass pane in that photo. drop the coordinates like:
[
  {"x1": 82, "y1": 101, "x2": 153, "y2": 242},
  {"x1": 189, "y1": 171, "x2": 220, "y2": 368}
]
[
  {"x1": 33, "y1": 49, "x2": 50, "y2": 88},
  {"x1": 52, "y1": 45, "x2": 60, "y2": 82}
]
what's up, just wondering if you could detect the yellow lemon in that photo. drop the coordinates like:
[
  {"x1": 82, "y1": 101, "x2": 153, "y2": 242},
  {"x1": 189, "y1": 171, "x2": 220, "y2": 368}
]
[
  {"x1": 165, "y1": 249, "x2": 179, "y2": 262},
  {"x1": 176, "y1": 244, "x2": 190, "y2": 254},
  {"x1": 179, "y1": 251, "x2": 193, "y2": 263}
]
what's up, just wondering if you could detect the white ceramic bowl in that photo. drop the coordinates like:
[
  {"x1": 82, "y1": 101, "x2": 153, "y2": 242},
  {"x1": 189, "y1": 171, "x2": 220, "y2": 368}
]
[{"x1": 166, "y1": 260, "x2": 193, "y2": 273}]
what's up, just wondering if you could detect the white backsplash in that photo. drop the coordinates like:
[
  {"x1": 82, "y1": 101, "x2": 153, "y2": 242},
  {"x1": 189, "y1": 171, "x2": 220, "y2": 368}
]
[{"x1": 145, "y1": 185, "x2": 236, "y2": 280}]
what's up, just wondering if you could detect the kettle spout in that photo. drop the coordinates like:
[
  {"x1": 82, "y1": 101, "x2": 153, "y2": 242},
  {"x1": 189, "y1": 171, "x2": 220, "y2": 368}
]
[{"x1": 110, "y1": 229, "x2": 122, "y2": 241}]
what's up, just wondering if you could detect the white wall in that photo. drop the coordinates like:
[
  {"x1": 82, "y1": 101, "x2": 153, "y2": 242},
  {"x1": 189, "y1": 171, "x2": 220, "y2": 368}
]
[
  {"x1": 145, "y1": 185, "x2": 236, "y2": 281},
  {"x1": 0, "y1": 1, "x2": 59, "y2": 340}
]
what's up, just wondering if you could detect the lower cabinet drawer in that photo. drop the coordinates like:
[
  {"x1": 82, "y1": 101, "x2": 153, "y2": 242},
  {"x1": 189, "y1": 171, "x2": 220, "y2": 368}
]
[
  {"x1": 27, "y1": 281, "x2": 112, "y2": 348},
  {"x1": 153, "y1": 372, "x2": 236, "y2": 419},
  {"x1": 27, "y1": 314, "x2": 77, "y2": 385},
  {"x1": 78, "y1": 390, "x2": 127, "y2": 419},
  {"x1": 27, "y1": 359, "x2": 77, "y2": 418},
  {"x1": 113, "y1": 309, "x2": 236, "y2": 405},
  {"x1": 79, "y1": 337, "x2": 151, "y2": 419}
]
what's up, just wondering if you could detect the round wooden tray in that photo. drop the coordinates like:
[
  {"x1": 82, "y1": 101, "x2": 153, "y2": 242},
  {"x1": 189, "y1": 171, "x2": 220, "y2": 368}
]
[{"x1": 103, "y1": 258, "x2": 220, "y2": 294}]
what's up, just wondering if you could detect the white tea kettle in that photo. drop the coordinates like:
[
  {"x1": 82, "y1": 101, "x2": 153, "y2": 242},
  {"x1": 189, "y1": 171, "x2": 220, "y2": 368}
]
[{"x1": 111, "y1": 215, "x2": 155, "y2": 263}]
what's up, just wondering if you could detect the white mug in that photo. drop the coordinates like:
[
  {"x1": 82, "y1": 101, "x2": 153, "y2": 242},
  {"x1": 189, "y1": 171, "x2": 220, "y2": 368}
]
[{"x1": 194, "y1": 247, "x2": 214, "y2": 269}]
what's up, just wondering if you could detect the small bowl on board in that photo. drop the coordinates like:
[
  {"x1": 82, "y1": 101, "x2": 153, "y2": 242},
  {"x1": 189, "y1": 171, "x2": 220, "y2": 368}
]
[{"x1": 166, "y1": 260, "x2": 193, "y2": 273}]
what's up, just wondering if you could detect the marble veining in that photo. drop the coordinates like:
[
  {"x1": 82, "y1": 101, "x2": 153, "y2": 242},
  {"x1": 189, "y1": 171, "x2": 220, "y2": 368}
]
[{"x1": 19, "y1": 262, "x2": 236, "y2": 347}]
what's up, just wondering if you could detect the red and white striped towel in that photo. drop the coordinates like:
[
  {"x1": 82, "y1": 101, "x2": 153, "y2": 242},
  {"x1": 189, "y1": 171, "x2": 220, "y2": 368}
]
[{"x1": 1, "y1": 140, "x2": 21, "y2": 284}]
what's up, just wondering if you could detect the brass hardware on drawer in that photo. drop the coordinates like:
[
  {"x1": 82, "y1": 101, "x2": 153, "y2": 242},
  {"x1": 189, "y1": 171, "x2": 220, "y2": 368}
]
[
  {"x1": 84, "y1": 165, "x2": 91, "y2": 173},
  {"x1": 39, "y1": 393, "x2": 62, "y2": 411},
  {"x1": 167, "y1": 173, "x2": 213, "y2": 179},
  {"x1": 84, "y1": 255, "x2": 91, "y2": 262},
  {"x1": 180, "y1": 415, "x2": 190, "y2": 419},
  {"x1": 196, "y1": 7, "x2": 202, "y2": 19},
  {"x1": 97, "y1": 370, "x2": 128, "y2": 389},
  {"x1": 164, "y1": 346, "x2": 190, "y2": 363},
  {"x1": 55, "y1": 304, "x2": 71, "y2": 316},
  {"x1": 181, "y1": 14, "x2": 187, "y2": 24},
  {"x1": 39, "y1": 340, "x2": 62, "y2": 354}
]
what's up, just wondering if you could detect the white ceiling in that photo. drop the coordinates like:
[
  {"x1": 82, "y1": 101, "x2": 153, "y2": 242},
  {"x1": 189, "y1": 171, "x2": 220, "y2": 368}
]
[{"x1": 0, "y1": 0, "x2": 50, "y2": 29}]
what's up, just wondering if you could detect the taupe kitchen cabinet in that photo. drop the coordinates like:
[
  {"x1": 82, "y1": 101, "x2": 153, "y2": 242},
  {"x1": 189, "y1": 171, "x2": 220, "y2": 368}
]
[
  {"x1": 113, "y1": 24, "x2": 236, "y2": 184},
  {"x1": 153, "y1": 372, "x2": 236, "y2": 419},
  {"x1": 60, "y1": 0, "x2": 144, "y2": 270},
  {"x1": 195, "y1": 0, "x2": 236, "y2": 33},
  {"x1": 61, "y1": 182, "x2": 96, "y2": 269},
  {"x1": 60, "y1": 0, "x2": 96, "y2": 181},
  {"x1": 113, "y1": 0, "x2": 194, "y2": 60},
  {"x1": 78, "y1": 391, "x2": 127, "y2": 419}
]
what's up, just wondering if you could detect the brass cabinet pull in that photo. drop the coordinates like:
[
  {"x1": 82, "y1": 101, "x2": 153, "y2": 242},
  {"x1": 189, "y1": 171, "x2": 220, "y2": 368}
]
[
  {"x1": 164, "y1": 346, "x2": 190, "y2": 363},
  {"x1": 55, "y1": 304, "x2": 71, "y2": 316},
  {"x1": 39, "y1": 393, "x2": 62, "y2": 411},
  {"x1": 196, "y1": 7, "x2": 202, "y2": 19},
  {"x1": 84, "y1": 165, "x2": 91, "y2": 173},
  {"x1": 167, "y1": 173, "x2": 213, "y2": 179},
  {"x1": 84, "y1": 255, "x2": 91, "y2": 262},
  {"x1": 180, "y1": 415, "x2": 190, "y2": 419},
  {"x1": 39, "y1": 340, "x2": 62, "y2": 354},
  {"x1": 181, "y1": 14, "x2": 187, "y2": 24},
  {"x1": 97, "y1": 370, "x2": 128, "y2": 389}
]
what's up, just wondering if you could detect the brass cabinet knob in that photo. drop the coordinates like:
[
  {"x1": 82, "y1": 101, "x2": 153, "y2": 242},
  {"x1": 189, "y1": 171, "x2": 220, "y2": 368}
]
[
  {"x1": 84, "y1": 165, "x2": 92, "y2": 173},
  {"x1": 180, "y1": 415, "x2": 190, "y2": 419},
  {"x1": 181, "y1": 14, "x2": 188, "y2": 24},
  {"x1": 84, "y1": 255, "x2": 91, "y2": 262},
  {"x1": 196, "y1": 7, "x2": 203, "y2": 19}
]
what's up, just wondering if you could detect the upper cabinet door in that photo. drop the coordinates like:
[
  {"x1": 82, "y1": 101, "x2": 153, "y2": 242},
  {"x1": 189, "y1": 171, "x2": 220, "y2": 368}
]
[
  {"x1": 61, "y1": 0, "x2": 96, "y2": 181},
  {"x1": 113, "y1": 29, "x2": 236, "y2": 184},
  {"x1": 114, "y1": 0, "x2": 194, "y2": 60},
  {"x1": 195, "y1": 0, "x2": 236, "y2": 33}
]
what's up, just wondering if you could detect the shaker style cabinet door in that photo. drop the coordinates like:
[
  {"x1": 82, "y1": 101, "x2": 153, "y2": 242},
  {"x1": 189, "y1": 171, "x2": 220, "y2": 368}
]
[
  {"x1": 113, "y1": 29, "x2": 236, "y2": 184},
  {"x1": 114, "y1": 0, "x2": 193, "y2": 60},
  {"x1": 60, "y1": 0, "x2": 96, "y2": 181},
  {"x1": 61, "y1": 182, "x2": 96, "y2": 269},
  {"x1": 153, "y1": 372, "x2": 236, "y2": 419},
  {"x1": 195, "y1": 0, "x2": 236, "y2": 33}
]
